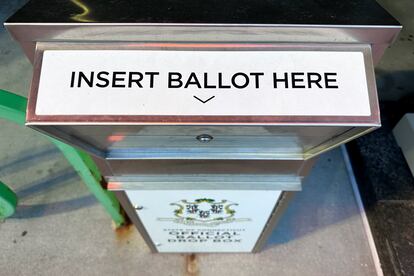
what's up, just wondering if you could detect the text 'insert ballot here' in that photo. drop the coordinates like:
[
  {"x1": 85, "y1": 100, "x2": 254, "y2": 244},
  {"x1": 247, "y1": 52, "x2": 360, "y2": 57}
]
[{"x1": 35, "y1": 50, "x2": 371, "y2": 116}]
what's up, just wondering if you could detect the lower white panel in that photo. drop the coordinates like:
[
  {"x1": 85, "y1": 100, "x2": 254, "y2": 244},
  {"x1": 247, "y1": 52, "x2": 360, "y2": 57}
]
[{"x1": 126, "y1": 190, "x2": 281, "y2": 253}]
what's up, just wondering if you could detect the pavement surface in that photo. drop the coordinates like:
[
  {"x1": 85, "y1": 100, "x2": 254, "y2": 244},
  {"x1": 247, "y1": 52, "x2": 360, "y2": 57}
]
[
  {"x1": 347, "y1": 102, "x2": 414, "y2": 276},
  {"x1": 0, "y1": 143, "x2": 380, "y2": 276},
  {"x1": 346, "y1": 0, "x2": 414, "y2": 274}
]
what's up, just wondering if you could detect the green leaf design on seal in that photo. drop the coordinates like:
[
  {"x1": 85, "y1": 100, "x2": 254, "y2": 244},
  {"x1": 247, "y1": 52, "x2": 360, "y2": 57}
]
[{"x1": 195, "y1": 198, "x2": 215, "y2": 203}]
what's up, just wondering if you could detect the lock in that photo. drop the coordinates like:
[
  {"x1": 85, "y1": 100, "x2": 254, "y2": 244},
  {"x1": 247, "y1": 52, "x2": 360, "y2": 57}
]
[{"x1": 196, "y1": 134, "x2": 213, "y2": 143}]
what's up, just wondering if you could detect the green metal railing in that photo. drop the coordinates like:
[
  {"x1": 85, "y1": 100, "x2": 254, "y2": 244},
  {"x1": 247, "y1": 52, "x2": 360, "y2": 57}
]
[{"x1": 0, "y1": 89, "x2": 126, "y2": 226}]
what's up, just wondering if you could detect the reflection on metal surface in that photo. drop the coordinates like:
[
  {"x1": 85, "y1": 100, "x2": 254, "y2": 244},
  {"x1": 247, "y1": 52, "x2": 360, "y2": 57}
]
[
  {"x1": 4, "y1": 24, "x2": 400, "y2": 65},
  {"x1": 24, "y1": 43, "x2": 380, "y2": 160},
  {"x1": 107, "y1": 134, "x2": 125, "y2": 142},
  {"x1": 70, "y1": 0, "x2": 95, "y2": 22}
]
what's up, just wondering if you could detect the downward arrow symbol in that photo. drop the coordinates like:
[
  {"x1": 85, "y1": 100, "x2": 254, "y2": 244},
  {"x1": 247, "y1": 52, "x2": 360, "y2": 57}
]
[{"x1": 193, "y1": 95, "x2": 215, "y2": 104}]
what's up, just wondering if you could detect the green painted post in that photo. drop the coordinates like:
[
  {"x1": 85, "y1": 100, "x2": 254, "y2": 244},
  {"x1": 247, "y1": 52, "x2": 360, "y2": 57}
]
[
  {"x1": 50, "y1": 139, "x2": 125, "y2": 226},
  {"x1": 0, "y1": 181, "x2": 18, "y2": 220},
  {"x1": 0, "y1": 90, "x2": 26, "y2": 125},
  {"x1": 0, "y1": 89, "x2": 125, "y2": 226}
]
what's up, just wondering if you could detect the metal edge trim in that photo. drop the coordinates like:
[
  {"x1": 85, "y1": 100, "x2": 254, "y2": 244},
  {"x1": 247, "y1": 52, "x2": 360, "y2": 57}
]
[
  {"x1": 26, "y1": 42, "x2": 380, "y2": 126},
  {"x1": 114, "y1": 191, "x2": 159, "y2": 253},
  {"x1": 26, "y1": 124, "x2": 105, "y2": 158},
  {"x1": 4, "y1": 23, "x2": 402, "y2": 28},
  {"x1": 107, "y1": 182, "x2": 302, "y2": 192},
  {"x1": 25, "y1": 121, "x2": 381, "y2": 126},
  {"x1": 304, "y1": 126, "x2": 378, "y2": 160},
  {"x1": 252, "y1": 191, "x2": 295, "y2": 252},
  {"x1": 341, "y1": 145, "x2": 384, "y2": 276}
]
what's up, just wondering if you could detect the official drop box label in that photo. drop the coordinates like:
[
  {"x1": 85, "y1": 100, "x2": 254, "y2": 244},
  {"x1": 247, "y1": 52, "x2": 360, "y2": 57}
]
[
  {"x1": 35, "y1": 50, "x2": 371, "y2": 117},
  {"x1": 126, "y1": 190, "x2": 281, "y2": 252}
]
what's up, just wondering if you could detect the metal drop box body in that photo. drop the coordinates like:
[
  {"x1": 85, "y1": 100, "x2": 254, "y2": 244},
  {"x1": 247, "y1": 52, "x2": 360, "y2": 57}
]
[{"x1": 6, "y1": 0, "x2": 400, "y2": 253}]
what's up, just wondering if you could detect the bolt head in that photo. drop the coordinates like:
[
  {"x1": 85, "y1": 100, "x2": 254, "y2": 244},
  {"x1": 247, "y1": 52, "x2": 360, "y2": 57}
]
[{"x1": 196, "y1": 134, "x2": 213, "y2": 143}]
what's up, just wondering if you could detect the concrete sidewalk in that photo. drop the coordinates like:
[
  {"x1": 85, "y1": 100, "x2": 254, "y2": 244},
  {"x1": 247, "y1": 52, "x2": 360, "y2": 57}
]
[{"x1": 0, "y1": 144, "x2": 380, "y2": 276}]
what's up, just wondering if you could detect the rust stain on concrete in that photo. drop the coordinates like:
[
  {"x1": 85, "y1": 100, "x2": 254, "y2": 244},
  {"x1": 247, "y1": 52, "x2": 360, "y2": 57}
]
[
  {"x1": 114, "y1": 222, "x2": 134, "y2": 244},
  {"x1": 185, "y1": 254, "x2": 199, "y2": 276}
]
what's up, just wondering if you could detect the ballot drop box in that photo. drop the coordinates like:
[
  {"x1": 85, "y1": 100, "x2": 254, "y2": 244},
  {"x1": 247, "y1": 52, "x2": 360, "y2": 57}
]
[{"x1": 6, "y1": 0, "x2": 400, "y2": 253}]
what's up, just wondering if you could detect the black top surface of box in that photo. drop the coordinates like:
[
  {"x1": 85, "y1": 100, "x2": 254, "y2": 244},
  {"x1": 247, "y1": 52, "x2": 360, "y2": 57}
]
[{"x1": 6, "y1": 0, "x2": 399, "y2": 26}]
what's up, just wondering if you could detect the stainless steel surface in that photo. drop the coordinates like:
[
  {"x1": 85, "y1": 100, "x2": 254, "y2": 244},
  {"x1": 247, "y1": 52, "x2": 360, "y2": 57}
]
[
  {"x1": 103, "y1": 159, "x2": 312, "y2": 176},
  {"x1": 105, "y1": 157, "x2": 316, "y2": 191},
  {"x1": 107, "y1": 175, "x2": 302, "y2": 191},
  {"x1": 5, "y1": 0, "x2": 400, "y2": 26},
  {"x1": 25, "y1": 43, "x2": 379, "y2": 160},
  {"x1": 252, "y1": 191, "x2": 295, "y2": 252},
  {"x1": 5, "y1": 24, "x2": 400, "y2": 65},
  {"x1": 31, "y1": 124, "x2": 372, "y2": 160}
]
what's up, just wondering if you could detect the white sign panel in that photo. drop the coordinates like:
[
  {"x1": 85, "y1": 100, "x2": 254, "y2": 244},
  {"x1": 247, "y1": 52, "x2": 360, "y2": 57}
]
[
  {"x1": 35, "y1": 50, "x2": 371, "y2": 117},
  {"x1": 126, "y1": 190, "x2": 281, "y2": 252}
]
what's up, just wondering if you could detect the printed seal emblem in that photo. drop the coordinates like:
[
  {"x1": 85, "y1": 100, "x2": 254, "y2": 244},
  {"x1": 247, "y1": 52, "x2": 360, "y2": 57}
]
[{"x1": 158, "y1": 198, "x2": 251, "y2": 227}]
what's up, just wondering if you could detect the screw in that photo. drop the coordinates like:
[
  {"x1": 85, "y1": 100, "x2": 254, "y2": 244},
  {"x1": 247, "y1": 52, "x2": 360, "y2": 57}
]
[
  {"x1": 196, "y1": 134, "x2": 213, "y2": 143},
  {"x1": 134, "y1": 205, "x2": 144, "y2": 210}
]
